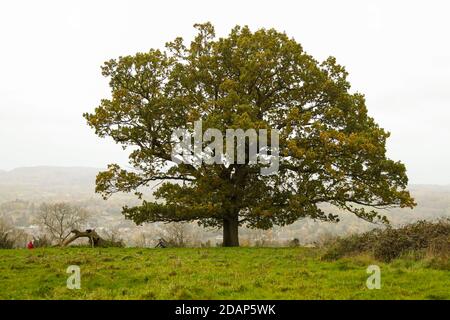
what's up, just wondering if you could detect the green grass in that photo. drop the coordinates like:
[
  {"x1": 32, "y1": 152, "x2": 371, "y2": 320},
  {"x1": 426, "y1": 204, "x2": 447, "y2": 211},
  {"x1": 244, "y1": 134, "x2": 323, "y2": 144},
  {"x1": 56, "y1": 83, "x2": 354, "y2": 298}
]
[{"x1": 0, "y1": 247, "x2": 448, "y2": 299}]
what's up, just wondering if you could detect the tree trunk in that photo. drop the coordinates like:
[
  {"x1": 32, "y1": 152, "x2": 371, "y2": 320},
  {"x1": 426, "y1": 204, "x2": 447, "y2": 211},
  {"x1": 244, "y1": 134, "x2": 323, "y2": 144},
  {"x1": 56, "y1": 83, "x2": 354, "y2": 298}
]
[
  {"x1": 223, "y1": 216, "x2": 239, "y2": 247},
  {"x1": 62, "y1": 229, "x2": 103, "y2": 247}
]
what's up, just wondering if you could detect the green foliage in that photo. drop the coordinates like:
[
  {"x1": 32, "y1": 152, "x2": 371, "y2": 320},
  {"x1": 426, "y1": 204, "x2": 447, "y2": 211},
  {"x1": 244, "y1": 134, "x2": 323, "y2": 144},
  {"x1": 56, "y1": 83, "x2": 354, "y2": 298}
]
[
  {"x1": 84, "y1": 22, "x2": 415, "y2": 244},
  {"x1": 323, "y1": 220, "x2": 450, "y2": 262},
  {"x1": 0, "y1": 247, "x2": 448, "y2": 299}
]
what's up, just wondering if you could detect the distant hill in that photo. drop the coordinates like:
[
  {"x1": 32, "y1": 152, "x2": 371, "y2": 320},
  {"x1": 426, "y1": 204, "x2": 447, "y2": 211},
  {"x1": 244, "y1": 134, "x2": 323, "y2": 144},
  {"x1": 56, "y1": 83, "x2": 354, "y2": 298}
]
[
  {"x1": 0, "y1": 166, "x2": 103, "y2": 203},
  {"x1": 0, "y1": 166, "x2": 157, "y2": 204},
  {"x1": 0, "y1": 166, "x2": 101, "y2": 187}
]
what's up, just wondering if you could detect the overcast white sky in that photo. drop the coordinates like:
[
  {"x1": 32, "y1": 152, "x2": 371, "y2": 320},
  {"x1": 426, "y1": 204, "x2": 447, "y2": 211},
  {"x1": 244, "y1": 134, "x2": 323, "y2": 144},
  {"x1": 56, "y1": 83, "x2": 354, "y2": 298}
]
[{"x1": 0, "y1": 0, "x2": 449, "y2": 184}]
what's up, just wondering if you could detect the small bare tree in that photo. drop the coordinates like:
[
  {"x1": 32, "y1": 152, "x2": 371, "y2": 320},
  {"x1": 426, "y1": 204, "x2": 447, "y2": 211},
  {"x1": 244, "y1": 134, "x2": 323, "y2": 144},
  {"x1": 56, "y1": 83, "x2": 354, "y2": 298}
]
[
  {"x1": 36, "y1": 203, "x2": 89, "y2": 245},
  {"x1": 159, "y1": 222, "x2": 191, "y2": 247},
  {"x1": 98, "y1": 227, "x2": 125, "y2": 247}
]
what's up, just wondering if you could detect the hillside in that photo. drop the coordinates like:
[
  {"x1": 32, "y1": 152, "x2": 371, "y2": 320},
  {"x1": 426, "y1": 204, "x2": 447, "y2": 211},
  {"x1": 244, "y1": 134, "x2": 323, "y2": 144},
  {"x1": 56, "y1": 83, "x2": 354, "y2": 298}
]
[
  {"x1": 0, "y1": 247, "x2": 448, "y2": 299},
  {"x1": 0, "y1": 166, "x2": 100, "y2": 186},
  {"x1": 0, "y1": 167, "x2": 100, "y2": 202}
]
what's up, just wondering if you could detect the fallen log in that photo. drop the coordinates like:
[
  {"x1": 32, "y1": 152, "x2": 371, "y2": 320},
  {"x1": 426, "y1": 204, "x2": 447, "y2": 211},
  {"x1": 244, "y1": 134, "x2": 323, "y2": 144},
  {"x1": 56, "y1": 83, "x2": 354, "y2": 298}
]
[{"x1": 62, "y1": 229, "x2": 103, "y2": 247}]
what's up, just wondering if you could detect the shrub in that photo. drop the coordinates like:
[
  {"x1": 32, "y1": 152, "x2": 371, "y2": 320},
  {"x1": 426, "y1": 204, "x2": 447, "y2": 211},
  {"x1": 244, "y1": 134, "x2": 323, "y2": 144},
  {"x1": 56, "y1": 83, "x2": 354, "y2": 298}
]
[
  {"x1": 98, "y1": 228, "x2": 125, "y2": 248},
  {"x1": 427, "y1": 235, "x2": 450, "y2": 257},
  {"x1": 99, "y1": 239, "x2": 125, "y2": 248},
  {"x1": 0, "y1": 219, "x2": 15, "y2": 249},
  {"x1": 322, "y1": 219, "x2": 450, "y2": 262},
  {"x1": 33, "y1": 235, "x2": 52, "y2": 248},
  {"x1": 372, "y1": 229, "x2": 413, "y2": 261},
  {"x1": 289, "y1": 238, "x2": 300, "y2": 247},
  {"x1": 0, "y1": 232, "x2": 14, "y2": 249},
  {"x1": 321, "y1": 230, "x2": 379, "y2": 261}
]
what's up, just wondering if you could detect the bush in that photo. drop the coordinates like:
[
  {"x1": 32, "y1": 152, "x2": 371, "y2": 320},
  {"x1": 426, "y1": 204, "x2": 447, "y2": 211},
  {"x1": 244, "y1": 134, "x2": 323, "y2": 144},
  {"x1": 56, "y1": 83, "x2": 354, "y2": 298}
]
[
  {"x1": 289, "y1": 238, "x2": 300, "y2": 247},
  {"x1": 322, "y1": 219, "x2": 450, "y2": 262},
  {"x1": 372, "y1": 229, "x2": 413, "y2": 261},
  {"x1": 32, "y1": 235, "x2": 52, "y2": 248},
  {"x1": 0, "y1": 219, "x2": 15, "y2": 249},
  {"x1": 98, "y1": 239, "x2": 125, "y2": 248},
  {"x1": 427, "y1": 235, "x2": 450, "y2": 257},
  {"x1": 98, "y1": 228, "x2": 125, "y2": 248},
  {"x1": 0, "y1": 232, "x2": 14, "y2": 249},
  {"x1": 321, "y1": 230, "x2": 379, "y2": 261}
]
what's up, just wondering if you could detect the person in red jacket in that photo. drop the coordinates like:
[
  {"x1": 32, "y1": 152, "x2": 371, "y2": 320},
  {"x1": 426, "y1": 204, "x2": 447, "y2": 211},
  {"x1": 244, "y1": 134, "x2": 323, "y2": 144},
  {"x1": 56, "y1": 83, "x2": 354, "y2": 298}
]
[{"x1": 27, "y1": 240, "x2": 34, "y2": 249}]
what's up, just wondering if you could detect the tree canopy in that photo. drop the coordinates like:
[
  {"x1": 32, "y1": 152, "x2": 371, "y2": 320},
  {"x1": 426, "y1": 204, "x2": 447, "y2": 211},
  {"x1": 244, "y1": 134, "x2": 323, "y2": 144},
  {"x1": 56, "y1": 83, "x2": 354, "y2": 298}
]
[{"x1": 84, "y1": 22, "x2": 415, "y2": 246}]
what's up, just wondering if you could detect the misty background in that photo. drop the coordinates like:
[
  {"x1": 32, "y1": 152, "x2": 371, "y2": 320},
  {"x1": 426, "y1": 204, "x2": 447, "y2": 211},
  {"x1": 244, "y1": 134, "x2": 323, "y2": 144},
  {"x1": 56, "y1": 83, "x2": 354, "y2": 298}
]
[
  {"x1": 0, "y1": 0, "x2": 449, "y2": 184},
  {"x1": 0, "y1": 1, "x2": 449, "y2": 246}
]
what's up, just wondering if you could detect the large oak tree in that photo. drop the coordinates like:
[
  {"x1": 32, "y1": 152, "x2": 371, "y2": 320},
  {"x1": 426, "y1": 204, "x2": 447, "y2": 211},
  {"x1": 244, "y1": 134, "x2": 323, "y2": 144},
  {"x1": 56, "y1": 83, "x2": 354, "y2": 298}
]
[{"x1": 84, "y1": 23, "x2": 415, "y2": 246}]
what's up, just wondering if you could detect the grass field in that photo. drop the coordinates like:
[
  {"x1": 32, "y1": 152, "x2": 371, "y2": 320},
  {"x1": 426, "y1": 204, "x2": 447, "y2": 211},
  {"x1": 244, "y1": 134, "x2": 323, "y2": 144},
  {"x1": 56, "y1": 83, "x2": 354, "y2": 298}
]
[{"x1": 0, "y1": 247, "x2": 448, "y2": 300}]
